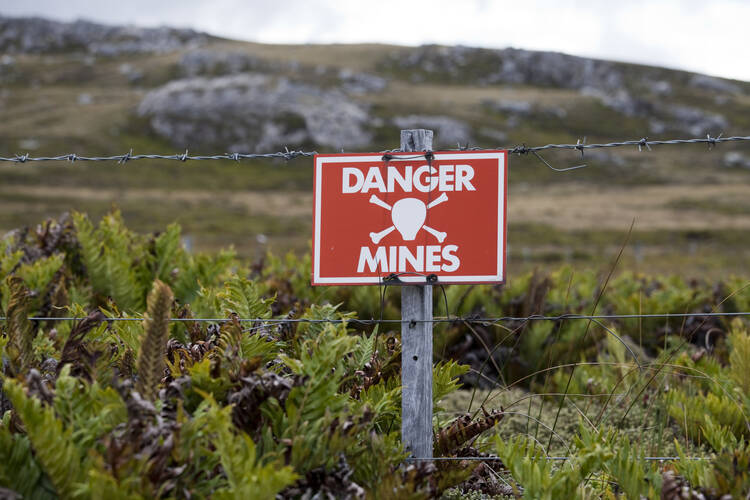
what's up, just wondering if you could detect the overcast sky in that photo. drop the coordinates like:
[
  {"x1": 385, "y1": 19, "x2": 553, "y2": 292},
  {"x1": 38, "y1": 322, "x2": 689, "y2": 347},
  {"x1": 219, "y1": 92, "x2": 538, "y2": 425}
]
[{"x1": 3, "y1": 0, "x2": 749, "y2": 81}]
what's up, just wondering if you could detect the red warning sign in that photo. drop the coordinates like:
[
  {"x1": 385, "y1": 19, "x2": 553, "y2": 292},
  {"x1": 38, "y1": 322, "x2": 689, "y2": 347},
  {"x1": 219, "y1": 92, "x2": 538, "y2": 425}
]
[{"x1": 312, "y1": 151, "x2": 507, "y2": 285}]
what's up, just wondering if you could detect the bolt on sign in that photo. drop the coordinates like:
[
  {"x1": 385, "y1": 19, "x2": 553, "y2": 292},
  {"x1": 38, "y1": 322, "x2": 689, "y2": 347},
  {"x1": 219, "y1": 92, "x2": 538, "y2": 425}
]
[{"x1": 312, "y1": 151, "x2": 507, "y2": 285}]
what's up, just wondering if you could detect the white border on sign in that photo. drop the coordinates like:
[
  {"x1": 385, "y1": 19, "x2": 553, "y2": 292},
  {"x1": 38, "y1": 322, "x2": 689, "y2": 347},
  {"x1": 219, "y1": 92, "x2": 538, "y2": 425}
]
[{"x1": 313, "y1": 152, "x2": 506, "y2": 285}]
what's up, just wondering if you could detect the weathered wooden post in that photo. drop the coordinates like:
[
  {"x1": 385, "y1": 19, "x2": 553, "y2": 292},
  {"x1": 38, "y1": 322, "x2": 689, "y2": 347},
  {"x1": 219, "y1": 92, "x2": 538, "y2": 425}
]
[{"x1": 400, "y1": 129, "x2": 433, "y2": 459}]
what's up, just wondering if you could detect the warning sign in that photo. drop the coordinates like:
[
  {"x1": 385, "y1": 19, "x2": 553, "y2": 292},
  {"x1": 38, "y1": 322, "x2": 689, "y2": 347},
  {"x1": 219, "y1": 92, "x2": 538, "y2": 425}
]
[{"x1": 312, "y1": 151, "x2": 507, "y2": 285}]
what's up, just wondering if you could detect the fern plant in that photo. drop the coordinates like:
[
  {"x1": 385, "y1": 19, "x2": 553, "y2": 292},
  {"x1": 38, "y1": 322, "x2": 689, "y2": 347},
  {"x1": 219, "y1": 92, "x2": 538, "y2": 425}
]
[
  {"x1": 73, "y1": 211, "x2": 144, "y2": 311},
  {"x1": 3, "y1": 378, "x2": 85, "y2": 498},
  {"x1": 135, "y1": 280, "x2": 173, "y2": 401},
  {"x1": 3, "y1": 277, "x2": 36, "y2": 375}
]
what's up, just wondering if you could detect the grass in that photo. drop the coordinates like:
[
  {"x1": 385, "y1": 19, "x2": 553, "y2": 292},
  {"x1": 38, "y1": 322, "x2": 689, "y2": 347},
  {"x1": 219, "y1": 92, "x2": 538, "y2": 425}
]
[{"x1": 440, "y1": 386, "x2": 704, "y2": 458}]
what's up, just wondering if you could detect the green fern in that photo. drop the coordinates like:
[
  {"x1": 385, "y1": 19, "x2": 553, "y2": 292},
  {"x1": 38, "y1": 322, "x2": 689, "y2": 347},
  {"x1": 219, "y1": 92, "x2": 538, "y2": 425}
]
[
  {"x1": 54, "y1": 365, "x2": 127, "y2": 450},
  {"x1": 0, "y1": 237, "x2": 23, "y2": 309},
  {"x1": 186, "y1": 358, "x2": 231, "y2": 410},
  {"x1": 200, "y1": 396, "x2": 297, "y2": 499},
  {"x1": 433, "y1": 360, "x2": 469, "y2": 407},
  {"x1": 151, "y1": 224, "x2": 183, "y2": 284},
  {"x1": 3, "y1": 378, "x2": 84, "y2": 498},
  {"x1": 1, "y1": 254, "x2": 64, "y2": 314},
  {"x1": 217, "y1": 276, "x2": 273, "y2": 319},
  {"x1": 0, "y1": 413, "x2": 56, "y2": 500},
  {"x1": 576, "y1": 425, "x2": 661, "y2": 498},
  {"x1": 496, "y1": 426, "x2": 614, "y2": 499},
  {"x1": 73, "y1": 211, "x2": 143, "y2": 311},
  {"x1": 261, "y1": 323, "x2": 359, "y2": 472},
  {"x1": 728, "y1": 319, "x2": 750, "y2": 394}
]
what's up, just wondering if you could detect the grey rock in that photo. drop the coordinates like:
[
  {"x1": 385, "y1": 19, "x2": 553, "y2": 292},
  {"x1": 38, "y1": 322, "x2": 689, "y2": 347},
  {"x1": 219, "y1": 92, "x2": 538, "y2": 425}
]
[
  {"x1": 581, "y1": 87, "x2": 653, "y2": 117},
  {"x1": 118, "y1": 63, "x2": 144, "y2": 84},
  {"x1": 18, "y1": 138, "x2": 40, "y2": 150},
  {"x1": 137, "y1": 73, "x2": 373, "y2": 151},
  {"x1": 689, "y1": 74, "x2": 741, "y2": 94},
  {"x1": 338, "y1": 68, "x2": 388, "y2": 94},
  {"x1": 478, "y1": 128, "x2": 508, "y2": 144},
  {"x1": 722, "y1": 152, "x2": 750, "y2": 169},
  {"x1": 649, "y1": 119, "x2": 667, "y2": 135},
  {"x1": 486, "y1": 99, "x2": 532, "y2": 115},
  {"x1": 0, "y1": 15, "x2": 207, "y2": 55},
  {"x1": 666, "y1": 105, "x2": 728, "y2": 135},
  {"x1": 587, "y1": 150, "x2": 626, "y2": 167},
  {"x1": 647, "y1": 79, "x2": 672, "y2": 96},
  {"x1": 392, "y1": 115, "x2": 472, "y2": 146}
]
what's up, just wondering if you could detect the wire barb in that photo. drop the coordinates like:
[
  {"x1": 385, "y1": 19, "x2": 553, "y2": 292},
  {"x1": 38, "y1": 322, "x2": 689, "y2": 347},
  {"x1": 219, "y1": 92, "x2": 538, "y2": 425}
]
[{"x1": 117, "y1": 149, "x2": 132, "y2": 165}]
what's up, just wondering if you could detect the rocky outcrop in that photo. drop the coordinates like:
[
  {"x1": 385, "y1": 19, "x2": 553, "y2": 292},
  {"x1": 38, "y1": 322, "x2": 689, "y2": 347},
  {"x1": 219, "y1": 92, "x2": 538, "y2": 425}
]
[
  {"x1": 384, "y1": 45, "x2": 624, "y2": 92},
  {"x1": 689, "y1": 74, "x2": 740, "y2": 94},
  {"x1": 137, "y1": 73, "x2": 373, "y2": 151},
  {"x1": 178, "y1": 49, "x2": 388, "y2": 94},
  {"x1": 0, "y1": 15, "x2": 207, "y2": 55}
]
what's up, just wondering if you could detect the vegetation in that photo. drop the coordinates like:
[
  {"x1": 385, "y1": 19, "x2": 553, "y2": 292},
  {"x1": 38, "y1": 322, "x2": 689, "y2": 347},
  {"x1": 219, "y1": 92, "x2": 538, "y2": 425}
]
[{"x1": 0, "y1": 213, "x2": 748, "y2": 498}]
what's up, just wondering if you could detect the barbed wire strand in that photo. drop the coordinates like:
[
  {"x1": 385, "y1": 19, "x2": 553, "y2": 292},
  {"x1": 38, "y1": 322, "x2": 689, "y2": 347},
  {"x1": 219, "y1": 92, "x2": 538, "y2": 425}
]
[
  {"x1": 405, "y1": 456, "x2": 706, "y2": 461},
  {"x1": 1, "y1": 134, "x2": 749, "y2": 164},
  {"x1": 3, "y1": 310, "x2": 748, "y2": 323}
]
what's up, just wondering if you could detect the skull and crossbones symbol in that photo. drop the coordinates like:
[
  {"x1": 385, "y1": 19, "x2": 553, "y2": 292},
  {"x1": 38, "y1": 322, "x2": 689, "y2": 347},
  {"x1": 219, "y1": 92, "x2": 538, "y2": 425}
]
[{"x1": 368, "y1": 192, "x2": 449, "y2": 244}]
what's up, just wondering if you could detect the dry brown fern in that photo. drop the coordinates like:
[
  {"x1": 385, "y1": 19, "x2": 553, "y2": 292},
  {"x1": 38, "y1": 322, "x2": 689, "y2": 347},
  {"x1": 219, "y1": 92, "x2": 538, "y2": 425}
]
[
  {"x1": 135, "y1": 279, "x2": 174, "y2": 401},
  {"x1": 4, "y1": 276, "x2": 36, "y2": 375},
  {"x1": 434, "y1": 407, "x2": 504, "y2": 457}
]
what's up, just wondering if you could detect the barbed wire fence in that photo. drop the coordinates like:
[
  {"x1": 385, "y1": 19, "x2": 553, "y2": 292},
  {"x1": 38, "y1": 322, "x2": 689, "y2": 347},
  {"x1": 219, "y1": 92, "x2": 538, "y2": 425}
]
[
  {"x1": 2, "y1": 132, "x2": 750, "y2": 469},
  {"x1": 1, "y1": 134, "x2": 749, "y2": 165}
]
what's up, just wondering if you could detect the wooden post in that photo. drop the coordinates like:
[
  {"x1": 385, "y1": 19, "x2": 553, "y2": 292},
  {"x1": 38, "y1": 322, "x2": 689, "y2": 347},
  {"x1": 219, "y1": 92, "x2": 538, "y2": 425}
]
[{"x1": 400, "y1": 129, "x2": 434, "y2": 459}]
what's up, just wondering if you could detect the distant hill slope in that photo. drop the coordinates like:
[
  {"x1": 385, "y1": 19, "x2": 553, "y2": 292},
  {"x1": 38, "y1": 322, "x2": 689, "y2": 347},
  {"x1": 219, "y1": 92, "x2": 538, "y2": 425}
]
[
  {"x1": 1, "y1": 14, "x2": 748, "y2": 153},
  {"x1": 1, "y1": 14, "x2": 750, "y2": 274}
]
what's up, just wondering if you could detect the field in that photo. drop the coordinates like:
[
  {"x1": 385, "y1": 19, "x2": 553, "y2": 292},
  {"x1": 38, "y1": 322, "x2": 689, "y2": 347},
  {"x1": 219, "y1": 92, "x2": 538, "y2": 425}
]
[{"x1": 2, "y1": 19, "x2": 750, "y2": 498}]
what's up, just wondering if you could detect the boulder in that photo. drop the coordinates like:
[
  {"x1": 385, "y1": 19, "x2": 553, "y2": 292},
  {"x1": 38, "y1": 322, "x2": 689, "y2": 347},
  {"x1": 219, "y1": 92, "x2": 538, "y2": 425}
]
[
  {"x1": 723, "y1": 152, "x2": 750, "y2": 169},
  {"x1": 137, "y1": 73, "x2": 373, "y2": 151}
]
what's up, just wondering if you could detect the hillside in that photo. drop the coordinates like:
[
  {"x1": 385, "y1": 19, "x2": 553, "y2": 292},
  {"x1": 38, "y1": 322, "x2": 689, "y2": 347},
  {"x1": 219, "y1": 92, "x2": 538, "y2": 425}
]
[{"x1": 1, "y1": 14, "x2": 750, "y2": 277}]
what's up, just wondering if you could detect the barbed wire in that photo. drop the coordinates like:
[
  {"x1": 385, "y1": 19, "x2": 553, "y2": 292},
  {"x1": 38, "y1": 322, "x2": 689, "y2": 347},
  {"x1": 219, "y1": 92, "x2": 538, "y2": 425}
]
[
  {"x1": 0, "y1": 149, "x2": 318, "y2": 163},
  {"x1": 405, "y1": 456, "x2": 706, "y2": 462},
  {"x1": 1, "y1": 134, "x2": 748, "y2": 164},
  {"x1": 2, "y1": 310, "x2": 749, "y2": 323}
]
